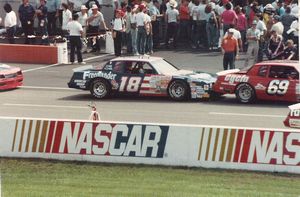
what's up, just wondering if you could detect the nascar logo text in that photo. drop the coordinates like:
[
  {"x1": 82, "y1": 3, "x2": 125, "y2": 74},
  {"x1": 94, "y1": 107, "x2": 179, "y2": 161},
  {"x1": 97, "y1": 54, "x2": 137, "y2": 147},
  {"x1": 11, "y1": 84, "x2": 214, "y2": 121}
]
[
  {"x1": 11, "y1": 120, "x2": 169, "y2": 158},
  {"x1": 197, "y1": 128, "x2": 300, "y2": 166}
]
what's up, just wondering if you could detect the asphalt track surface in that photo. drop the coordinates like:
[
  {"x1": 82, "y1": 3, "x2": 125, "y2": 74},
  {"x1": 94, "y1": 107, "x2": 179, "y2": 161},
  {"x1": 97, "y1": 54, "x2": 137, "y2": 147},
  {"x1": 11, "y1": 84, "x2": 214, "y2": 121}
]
[{"x1": 0, "y1": 50, "x2": 293, "y2": 129}]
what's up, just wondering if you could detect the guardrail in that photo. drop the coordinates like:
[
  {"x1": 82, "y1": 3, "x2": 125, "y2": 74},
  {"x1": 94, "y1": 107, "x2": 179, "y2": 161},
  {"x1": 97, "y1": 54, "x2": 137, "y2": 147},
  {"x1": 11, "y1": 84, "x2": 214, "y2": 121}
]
[{"x1": 0, "y1": 117, "x2": 299, "y2": 174}]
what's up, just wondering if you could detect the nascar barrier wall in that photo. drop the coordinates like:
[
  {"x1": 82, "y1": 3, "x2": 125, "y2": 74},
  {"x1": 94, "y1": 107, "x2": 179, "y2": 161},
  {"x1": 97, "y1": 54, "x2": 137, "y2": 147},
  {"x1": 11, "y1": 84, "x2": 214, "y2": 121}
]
[{"x1": 0, "y1": 117, "x2": 299, "y2": 174}]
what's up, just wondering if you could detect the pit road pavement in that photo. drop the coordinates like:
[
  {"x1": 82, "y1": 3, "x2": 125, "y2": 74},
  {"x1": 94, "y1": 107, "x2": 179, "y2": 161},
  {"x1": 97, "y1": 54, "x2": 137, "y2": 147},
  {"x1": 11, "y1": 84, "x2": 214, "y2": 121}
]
[{"x1": 0, "y1": 50, "x2": 293, "y2": 129}]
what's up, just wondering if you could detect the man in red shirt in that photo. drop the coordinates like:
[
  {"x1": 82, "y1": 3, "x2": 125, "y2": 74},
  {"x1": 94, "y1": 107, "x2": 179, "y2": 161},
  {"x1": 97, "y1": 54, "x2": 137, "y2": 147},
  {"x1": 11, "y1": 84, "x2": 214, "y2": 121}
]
[
  {"x1": 179, "y1": 0, "x2": 190, "y2": 42},
  {"x1": 221, "y1": 29, "x2": 239, "y2": 70}
]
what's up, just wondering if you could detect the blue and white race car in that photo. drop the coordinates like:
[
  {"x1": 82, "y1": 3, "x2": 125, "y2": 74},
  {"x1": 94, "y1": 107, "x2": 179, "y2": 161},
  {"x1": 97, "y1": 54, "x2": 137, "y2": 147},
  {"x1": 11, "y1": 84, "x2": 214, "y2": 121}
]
[{"x1": 68, "y1": 56, "x2": 216, "y2": 101}]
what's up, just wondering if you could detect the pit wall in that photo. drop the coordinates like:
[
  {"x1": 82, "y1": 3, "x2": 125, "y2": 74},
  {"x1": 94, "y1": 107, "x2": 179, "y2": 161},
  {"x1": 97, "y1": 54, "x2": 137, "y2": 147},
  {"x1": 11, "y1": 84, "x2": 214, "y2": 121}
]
[{"x1": 0, "y1": 117, "x2": 299, "y2": 174}]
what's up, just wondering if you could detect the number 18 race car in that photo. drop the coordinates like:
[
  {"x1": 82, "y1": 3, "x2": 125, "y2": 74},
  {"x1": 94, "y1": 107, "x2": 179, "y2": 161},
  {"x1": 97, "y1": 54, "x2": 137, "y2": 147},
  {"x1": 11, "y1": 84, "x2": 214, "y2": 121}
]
[
  {"x1": 213, "y1": 60, "x2": 299, "y2": 103},
  {"x1": 68, "y1": 56, "x2": 216, "y2": 101}
]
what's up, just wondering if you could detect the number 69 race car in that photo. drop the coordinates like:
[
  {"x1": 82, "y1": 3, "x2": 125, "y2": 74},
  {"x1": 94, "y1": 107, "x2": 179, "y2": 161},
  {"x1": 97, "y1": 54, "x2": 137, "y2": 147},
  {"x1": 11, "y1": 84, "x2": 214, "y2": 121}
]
[
  {"x1": 68, "y1": 56, "x2": 216, "y2": 101},
  {"x1": 212, "y1": 60, "x2": 299, "y2": 103}
]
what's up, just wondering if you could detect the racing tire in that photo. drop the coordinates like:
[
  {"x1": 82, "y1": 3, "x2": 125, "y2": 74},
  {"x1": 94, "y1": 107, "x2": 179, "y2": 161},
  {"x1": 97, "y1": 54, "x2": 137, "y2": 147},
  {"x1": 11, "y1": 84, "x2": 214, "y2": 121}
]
[
  {"x1": 235, "y1": 83, "x2": 256, "y2": 103},
  {"x1": 168, "y1": 80, "x2": 189, "y2": 101},
  {"x1": 90, "y1": 79, "x2": 111, "y2": 99}
]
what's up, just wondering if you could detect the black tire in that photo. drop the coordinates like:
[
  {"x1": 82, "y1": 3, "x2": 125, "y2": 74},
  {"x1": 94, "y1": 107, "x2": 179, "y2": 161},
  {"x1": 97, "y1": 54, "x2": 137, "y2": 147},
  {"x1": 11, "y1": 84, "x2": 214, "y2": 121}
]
[
  {"x1": 235, "y1": 83, "x2": 256, "y2": 103},
  {"x1": 168, "y1": 80, "x2": 189, "y2": 101},
  {"x1": 90, "y1": 79, "x2": 111, "y2": 99}
]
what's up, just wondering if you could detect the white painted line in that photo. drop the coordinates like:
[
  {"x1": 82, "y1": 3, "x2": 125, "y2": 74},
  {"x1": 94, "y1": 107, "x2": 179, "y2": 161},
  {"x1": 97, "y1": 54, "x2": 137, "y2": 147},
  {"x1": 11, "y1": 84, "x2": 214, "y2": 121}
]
[
  {"x1": 3, "y1": 103, "x2": 89, "y2": 109},
  {"x1": 23, "y1": 54, "x2": 111, "y2": 73},
  {"x1": 209, "y1": 112, "x2": 285, "y2": 118},
  {"x1": 20, "y1": 86, "x2": 79, "y2": 91}
]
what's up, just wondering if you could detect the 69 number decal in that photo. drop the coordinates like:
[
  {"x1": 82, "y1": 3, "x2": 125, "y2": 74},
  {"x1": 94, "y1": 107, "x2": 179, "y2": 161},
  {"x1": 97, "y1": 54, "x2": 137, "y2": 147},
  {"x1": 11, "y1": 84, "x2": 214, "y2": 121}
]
[{"x1": 267, "y1": 80, "x2": 290, "y2": 95}]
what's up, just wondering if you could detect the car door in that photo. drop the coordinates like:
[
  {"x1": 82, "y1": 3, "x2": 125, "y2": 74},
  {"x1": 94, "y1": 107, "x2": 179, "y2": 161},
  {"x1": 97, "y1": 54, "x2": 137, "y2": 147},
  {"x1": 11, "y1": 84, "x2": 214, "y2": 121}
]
[
  {"x1": 264, "y1": 65, "x2": 298, "y2": 102},
  {"x1": 250, "y1": 64, "x2": 271, "y2": 100}
]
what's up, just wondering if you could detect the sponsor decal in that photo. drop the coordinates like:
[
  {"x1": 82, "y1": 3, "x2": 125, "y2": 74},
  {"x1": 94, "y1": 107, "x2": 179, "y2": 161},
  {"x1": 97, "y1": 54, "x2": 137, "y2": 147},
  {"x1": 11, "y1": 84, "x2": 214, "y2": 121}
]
[
  {"x1": 291, "y1": 109, "x2": 300, "y2": 117},
  {"x1": 11, "y1": 120, "x2": 169, "y2": 158},
  {"x1": 83, "y1": 71, "x2": 117, "y2": 80},
  {"x1": 224, "y1": 75, "x2": 249, "y2": 84},
  {"x1": 255, "y1": 83, "x2": 266, "y2": 90},
  {"x1": 197, "y1": 128, "x2": 300, "y2": 166},
  {"x1": 289, "y1": 119, "x2": 300, "y2": 128}
]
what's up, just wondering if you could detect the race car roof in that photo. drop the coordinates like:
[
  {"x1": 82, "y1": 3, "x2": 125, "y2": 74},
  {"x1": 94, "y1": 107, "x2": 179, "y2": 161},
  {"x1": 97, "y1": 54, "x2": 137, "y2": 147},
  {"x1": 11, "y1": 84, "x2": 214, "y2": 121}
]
[
  {"x1": 255, "y1": 60, "x2": 299, "y2": 69},
  {"x1": 112, "y1": 56, "x2": 164, "y2": 63}
]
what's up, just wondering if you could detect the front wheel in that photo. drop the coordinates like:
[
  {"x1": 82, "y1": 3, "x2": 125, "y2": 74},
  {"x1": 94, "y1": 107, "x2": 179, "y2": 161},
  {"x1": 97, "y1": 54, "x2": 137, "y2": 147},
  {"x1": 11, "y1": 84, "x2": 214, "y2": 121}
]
[
  {"x1": 90, "y1": 79, "x2": 111, "y2": 99},
  {"x1": 168, "y1": 80, "x2": 189, "y2": 101},
  {"x1": 235, "y1": 83, "x2": 256, "y2": 103}
]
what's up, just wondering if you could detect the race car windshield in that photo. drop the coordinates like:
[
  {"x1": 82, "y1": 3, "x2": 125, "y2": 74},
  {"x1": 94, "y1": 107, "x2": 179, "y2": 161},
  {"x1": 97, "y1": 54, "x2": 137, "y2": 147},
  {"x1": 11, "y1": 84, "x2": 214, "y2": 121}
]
[{"x1": 151, "y1": 59, "x2": 179, "y2": 74}]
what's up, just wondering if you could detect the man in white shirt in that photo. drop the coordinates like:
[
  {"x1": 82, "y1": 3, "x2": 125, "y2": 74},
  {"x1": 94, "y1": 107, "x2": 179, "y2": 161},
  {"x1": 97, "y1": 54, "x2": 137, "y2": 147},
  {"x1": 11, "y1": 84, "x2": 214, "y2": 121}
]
[
  {"x1": 244, "y1": 20, "x2": 260, "y2": 67},
  {"x1": 4, "y1": 3, "x2": 17, "y2": 44},
  {"x1": 165, "y1": 0, "x2": 179, "y2": 49},
  {"x1": 198, "y1": 0, "x2": 208, "y2": 48},
  {"x1": 130, "y1": 6, "x2": 139, "y2": 55},
  {"x1": 136, "y1": 4, "x2": 146, "y2": 54},
  {"x1": 67, "y1": 14, "x2": 85, "y2": 64}
]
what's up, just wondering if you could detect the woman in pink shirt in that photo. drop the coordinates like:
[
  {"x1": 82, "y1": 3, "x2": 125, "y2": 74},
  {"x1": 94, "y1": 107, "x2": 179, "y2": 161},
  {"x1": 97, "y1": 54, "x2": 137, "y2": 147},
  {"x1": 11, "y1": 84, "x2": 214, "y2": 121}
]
[
  {"x1": 235, "y1": 6, "x2": 247, "y2": 51},
  {"x1": 221, "y1": 3, "x2": 237, "y2": 33}
]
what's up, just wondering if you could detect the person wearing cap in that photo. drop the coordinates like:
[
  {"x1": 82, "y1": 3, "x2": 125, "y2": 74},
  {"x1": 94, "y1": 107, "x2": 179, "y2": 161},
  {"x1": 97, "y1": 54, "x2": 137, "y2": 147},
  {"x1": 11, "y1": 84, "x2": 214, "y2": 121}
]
[
  {"x1": 221, "y1": 29, "x2": 238, "y2": 70},
  {"x1": 271, "y1": 15, "x2": 284, "y2": 36},
  {"x1": 165, "y1": 0, "x2": 179, "y2": 49},
  {"x1": 67, "y1": 13, "x2": 85, "y2": 64},
  {"x1": 130, "y1": 5, "x2": 139, "y2": 55},
  {"x1": 78, "y1": 5, "x2": 88, "y2": 53},
  {"x1": 244, "y1": 20, "x2": 260, "y2": 67},
  {"x1": 36, "y1": 0, "x2": 48, "y2": 45},
  {"x1": 112, "y1": 9, "x2": 125, "y2": 56},
  {"x1": 87, "y1": 4, "x2": 109, "y2": 52},
  {"x1": 136, "y1": 4, "x2": 147, "y2": 55}
]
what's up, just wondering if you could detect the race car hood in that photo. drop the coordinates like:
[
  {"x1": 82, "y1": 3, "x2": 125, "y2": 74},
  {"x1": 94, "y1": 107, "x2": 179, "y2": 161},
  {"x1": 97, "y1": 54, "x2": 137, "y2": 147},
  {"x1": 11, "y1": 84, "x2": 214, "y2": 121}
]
[
  {"x1": 0, "y1": 64, "x2": 20, "y2": 75},
  {"x1": 172, "y1": 69, "x2": 217, "y2": 83},
  {"x1": 216, "y1": 69, "x2": 240, "y2": 76}
]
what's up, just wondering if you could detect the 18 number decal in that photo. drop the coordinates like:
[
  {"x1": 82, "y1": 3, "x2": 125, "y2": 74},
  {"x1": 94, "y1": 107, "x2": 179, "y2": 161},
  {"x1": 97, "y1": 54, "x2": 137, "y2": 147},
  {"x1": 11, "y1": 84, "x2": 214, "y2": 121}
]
[
  {"x1": 267, "y1": 80, "x2": 289, "y2": 95},
  {"x1": 119, "y1": 76, "x2": 142, "y2": 92}
]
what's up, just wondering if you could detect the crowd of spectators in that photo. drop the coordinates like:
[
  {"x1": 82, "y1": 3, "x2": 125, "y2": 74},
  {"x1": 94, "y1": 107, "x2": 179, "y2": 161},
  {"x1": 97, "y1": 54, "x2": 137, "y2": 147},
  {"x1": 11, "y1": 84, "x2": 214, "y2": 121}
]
[{"x1": 0, "y1": 0, "x2": 299, "y2": 66}]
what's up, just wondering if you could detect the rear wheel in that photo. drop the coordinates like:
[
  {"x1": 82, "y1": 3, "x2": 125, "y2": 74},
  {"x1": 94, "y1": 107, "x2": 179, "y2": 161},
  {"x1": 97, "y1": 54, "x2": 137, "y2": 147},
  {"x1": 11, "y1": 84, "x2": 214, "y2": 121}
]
[
  {"x1": 90, "y1": 79, "x2": 111, "y2": 99},
  {"x1": 235, "y1": 83, "x2": 256, "y2": 103},
  {"x1": 168, "y1": 80, "x2": 189, "y2": 101}
]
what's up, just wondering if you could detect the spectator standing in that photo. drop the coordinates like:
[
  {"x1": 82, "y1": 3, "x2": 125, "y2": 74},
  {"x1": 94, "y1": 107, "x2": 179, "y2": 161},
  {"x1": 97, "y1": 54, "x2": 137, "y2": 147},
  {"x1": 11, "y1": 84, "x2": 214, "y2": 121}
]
[
  {"x1": 191, "y1": 0, "x2": 200, "y2": 48},
  {"x1": 179, "y1": 0, "x2": 190, "y2": 43},
  {"x1": 276, "y1": 0, "x2": 285, "y2": 16},
  {"x1": 198, "y1": 0, "x2": 208, "y2": 48},
  {"x1": 61, "y1": 3, "x2": 72, "y2": 37},
  {"x1": 205, "y1": 3, "x2": 218, "y2": 50},
  {"x1": 125, "y1": 6, "x2": 133, "y2": 54},
  {"x1": 221, "y1": 29, "x2": 238, "y2": 70},
  {"x1": 235, "y1": 6, "x2": 247, "y2": 52},
  {"x1": 150, "y1": 0, "x2": 161, "y2": 49},
  {"x1": 224, "y1": 26, "x2": 242, "y2": 55},
  {"x1": 221, "y1": 3, "x2": 237, "y2": 34},
  {"x1": 67, "y1": 14, "x2": 84, "y2": 64},
  {"x1": 281, "y1": 6, "x2": 296, "y2": 41},
  {"x1": 165, "y1": 0, "x2": 179, "y2": 49},
  {"x1": 112, "y1": 9, "x2": 125, "y2": 56},
  {"x1": 136, "y1": 4, "x2": 147, "y2": 54},
  {"x1": 19, "y1": 0, "x2": 35, "y2": 44},
  {"x1": 244, "y1": 20, "x2": 260, "y2": 67},
  {"x1": 130, "y1": 6, "x2": 139, "y2": 55},
  {"x1": 87, "y1": 4, "x2": 108, "y2": 52},
  {"x1": 144, "y1": 9, "x2": 153, "y2": 54},
  {"x1": 46, "y1": 0, "x2": 59, "y2": 36},
  {"x1": 289, "y1": 19, "x2": 298, "y2": 47},
  {"x1": 3, "y1": 3, "x2": 17, "y2": 44},
  {"x1": 256, "y1": 13, "x2": 267, "y2": 62},
  {"x1": 85, "y1": 0, "x2": 101, "y2": 10},
  {"x1": 78, "y1": 5, "x2": 88, "y2": 53},
  {"x1": 36, "y1": 0, "x2": 48, "y2": 45}
]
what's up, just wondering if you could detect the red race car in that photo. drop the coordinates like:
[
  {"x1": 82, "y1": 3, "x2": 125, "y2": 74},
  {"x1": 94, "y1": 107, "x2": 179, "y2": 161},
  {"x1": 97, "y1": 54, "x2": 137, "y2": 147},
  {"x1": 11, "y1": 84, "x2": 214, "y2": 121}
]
[
  {"x1": 0, "y1": 63, "x2": 23, "y2": 90},
  {"x1": 213, "y1": 60, "x2": 299, "y2": 103},
  {"x1": 284, "y1": 103, "x2": 300, "y2": 129}
]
